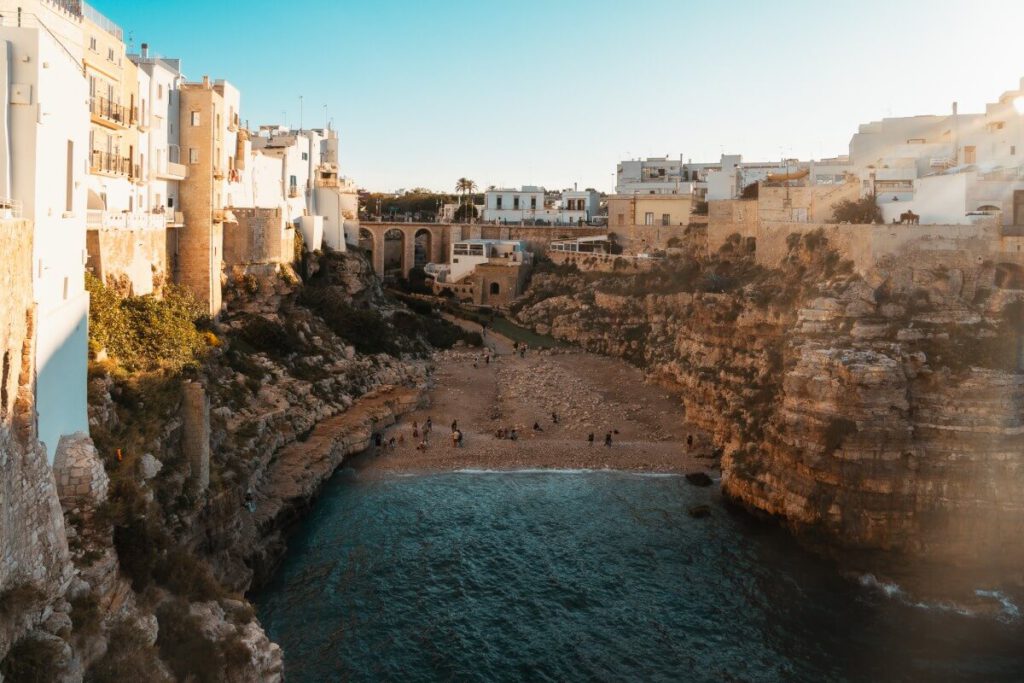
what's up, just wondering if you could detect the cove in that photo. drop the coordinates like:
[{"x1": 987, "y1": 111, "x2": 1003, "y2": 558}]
[{"x1": 253, "y1": 470, "x2": 1024, "y2": 682}]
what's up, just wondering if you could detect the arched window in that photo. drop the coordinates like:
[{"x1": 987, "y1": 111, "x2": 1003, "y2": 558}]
[{"x1": 489, "y1": 282, "x2": 500, "y2": 295}]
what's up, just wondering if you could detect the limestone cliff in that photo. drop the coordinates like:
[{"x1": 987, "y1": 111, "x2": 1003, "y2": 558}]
[
  {"x1": 512, "y1": 235, "x2": 1024, "y2": 590},
  {"x1": 2, "y1": 248, "x2": 474, "y2": 681}
]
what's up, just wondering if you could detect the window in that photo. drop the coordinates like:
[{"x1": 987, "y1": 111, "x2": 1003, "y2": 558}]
[
  {"x1": 191, "y1": 111, "x2": 200, "y2": 126},
  {"x1": 1012, "y1": 146, "x2": 1017, "y2": 156},
  {"x1": 301, "y1": 152, "x2": 309, "y2": 161},
  {"x1": 107, "y1": 47, "x2": 115, "y2": 62},
  {"x1": 964, "y1": 146, "x2": 976, "y2": 164},
  {"x1": 617, "y1": 213, "x2": 624, "y2": 226},
  {"x1": 157, "y1": 84, "x2": 163, "y2": 99},
  {"x1": 489, "y1": 282, "x2": 500, "y2": 295},
  {"x1": 531, "y1": 197, "x2": 537, "y2": 209},
  {"x1": 496, "y1": 197, "x2": 502, "y2": 209},
  {"x1": 188, "y1": 147, "x2": 199, "y2": 164},
  {"x1": 89, "y1": 36, "x2": 97, "y2": 52},
  {"x1": 644, "y1": 212, "x2": 655, "y2": 225},
  {"x1": 661, "y1": 213, "x2": 670, "y2": 226},
  {"x1": 88, "y1": 76, "x2": 96, "y2": 97},
  {"x1": 513, "y1": 197, "x2": 520, "y2": 210},
  {"x1": 168, "y1": 197, "x2": 174, "y2": 208}
]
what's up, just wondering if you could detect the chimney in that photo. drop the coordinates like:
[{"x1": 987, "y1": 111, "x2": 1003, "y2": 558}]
[
  {"x1": 141, "y1": 42, "x2": 149, "y2": 58},
  {"x1": 202, "y1": 75, "x2": 210, "y2": 88},
  {"x1": 952, "y1": 101, "x2": 958, "y2": 116}
]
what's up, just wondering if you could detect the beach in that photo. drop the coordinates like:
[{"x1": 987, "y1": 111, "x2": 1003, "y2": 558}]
[{"x1": 350, "y1": 326, "x2": 714, "y2": 476}]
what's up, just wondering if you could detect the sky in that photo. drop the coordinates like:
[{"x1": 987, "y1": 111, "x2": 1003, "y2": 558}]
[{"x1": 94, "y1": 0, "x2": 1024, "y2": 193}]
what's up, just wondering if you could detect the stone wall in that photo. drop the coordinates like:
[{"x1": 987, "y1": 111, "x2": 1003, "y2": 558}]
[
  {"x1": 549, "y1": 250, "x2": 661, "y2": 273},
  {"x1": 86, "y1": 226, "x2": 168, "y2": 296},
  {"x1": 224, "y1": 208, "x2": 294, "y2": 267},
  {"x1": 708, "y1": 220, "x2": 1024, "y2": 273},
  {"x1": 0, "y1": 219, "x2": 72, "y2": 661}
]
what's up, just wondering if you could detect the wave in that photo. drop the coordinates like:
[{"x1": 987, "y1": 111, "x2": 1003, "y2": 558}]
[
  {"x1": 451, "y1": 468, "x2": 682, "y2": 477},
  {"x1": 858, "y1": 574, "x2": 1021, "y2": 622}
]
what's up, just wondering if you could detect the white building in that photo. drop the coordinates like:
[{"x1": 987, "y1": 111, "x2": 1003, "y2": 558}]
[
  {"x1": 483, "y1": 186, "x2": 600, "y2": 224},
  {"x1": 129, "y1": 44, "x2": 186, "y2": 222},
  {"x1": 0, "y1": 4, "x2": 91, "y2": 460},
  {"x1": 849, "y1": 79, "x2": 1024, "y2": 224},
  {"x1": 426, "y1": 239, "x2": 530, "y2": 284}
]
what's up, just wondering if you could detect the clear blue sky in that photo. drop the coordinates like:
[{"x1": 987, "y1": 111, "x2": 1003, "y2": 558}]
[{"x1": 94, "y1": 0, "x2": 1024, "y2": 193}]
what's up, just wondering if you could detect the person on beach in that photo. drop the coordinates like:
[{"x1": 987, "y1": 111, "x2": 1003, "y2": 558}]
[
  {"x1": 485, "y1": 353, "x2": 490, "y2": 365},
  {"x1": 416, "y1": 439, "x2": 428, "y2": 451},
  {"x1": 413, "y1": 424, "x2": 420, "y2": 438},
  {"x1": 426, "y1": 417, "x2": 433, "y2": 433},
  {"x1": 451, "y1": 430, "x2": 459, "y2": 448},
  {"x1": 533, "y1": 422, "x2": 543, "y2": 432},
  {"x1": 398, "y1": 433, "x2": 405, "y2": 446},
  {"x1": 374, "y1": 433, "x2": 383, "y2": 448},
  {"x1": 605, "y1": 432, "x2": 613, "y2": 448},
  {"x1": 687, "y1": 434, "x2": 693, "y2": 450},
  {"x1": 510, "y1": 428, "x2": 519, "y2": 441},
  {"x1": 513, "y1": 341, "x2": 519, "y2": 352},
  {"x1": 551, "y1": 412, "x2": 559, "y2": 424},
  {"x1": 588, "y1": 432, "x2": 594, "y2": 447},
  {"x1": 389, "y1": 436, "x2": 396, "y2": 449},
  {"x1": 451, "y1": 420, "x2": 458, "y2": 432},
  {"x1": 457, "y1": 430, "x2": 464, "y2": 448}
]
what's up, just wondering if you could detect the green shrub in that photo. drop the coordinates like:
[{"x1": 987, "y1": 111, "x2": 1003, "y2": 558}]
[{"x1": 86, "y1": 273, "x2": 207, "y2": 372}]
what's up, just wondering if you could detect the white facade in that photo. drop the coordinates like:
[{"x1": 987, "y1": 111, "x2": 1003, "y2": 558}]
[
  {"x1": 431, "y1": 239, "x2": 530, "y2": 284},
  {"x1": 483, "y1": 186, "x2": 546, "y2": 223},
  {"x1": 0, "y1": 18, "x2": 91, "y2": 460},
  {"x1": 129, "y1": 46, "x2": 185, "y2": 219}
]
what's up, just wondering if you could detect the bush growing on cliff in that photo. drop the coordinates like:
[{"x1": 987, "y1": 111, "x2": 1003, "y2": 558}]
[
  {"x1": 86, "y1": 273, "x2": 209, "y2": 372},
  {"x1": 830, "y1": 195, "x2": 882, "y2": 224},
  {"x1": 298, "y1": 286, "x2": 397, "y2": 354},
  {"x1": 86, "y1": 616, "x2": 170, "y2": 683},
  {"x1": 0, "y1": 633, "x2": 66, "y2": 682}
]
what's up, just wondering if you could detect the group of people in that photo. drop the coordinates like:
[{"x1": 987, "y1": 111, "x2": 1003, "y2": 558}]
[{"x1": 512, "y1": 341, "x2": 529, "y2": 359}]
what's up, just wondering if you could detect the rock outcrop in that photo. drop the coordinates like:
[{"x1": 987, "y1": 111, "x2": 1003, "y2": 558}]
[{"x1": 513, "y1": 235, "x2": 1024, "y2": 589}]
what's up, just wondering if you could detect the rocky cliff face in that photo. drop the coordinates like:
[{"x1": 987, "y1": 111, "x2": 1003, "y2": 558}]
[
  {"x1": 1, "y1": 250, "x2": 468, "y2": 681},
  {"x1": 513, "y1": 236, "x2": 1024, "y2": 589}
]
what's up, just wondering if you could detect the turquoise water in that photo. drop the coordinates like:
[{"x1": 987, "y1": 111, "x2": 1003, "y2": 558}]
[{"x1": 253, "y1": 470, "x2": 1024, "y2": 682}]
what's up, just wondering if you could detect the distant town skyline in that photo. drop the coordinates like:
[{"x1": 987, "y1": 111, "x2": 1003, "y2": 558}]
[{"x1": 94, "y1": 0, "x2": 1024, "y2": 193}]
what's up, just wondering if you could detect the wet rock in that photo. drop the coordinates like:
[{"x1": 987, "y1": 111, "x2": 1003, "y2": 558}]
[
  {"x1": 688, "y1": 505, "x2": 712, "y2": 519},
  {"x1": 685, "y1": 472, "x2": 713, "y2": 487}
]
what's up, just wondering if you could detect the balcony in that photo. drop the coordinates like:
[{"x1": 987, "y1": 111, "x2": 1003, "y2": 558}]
[
  {"x1": 86, "y1": 209, "x2": 167, "y2": 231},
  {"x1": 155, "y1": 160, "x2": 188, "y2": 181},
  {"x1": 90, "y1": 150, "x2": 132, "y2": 177},
  {"x1": 213, "y1": 167, "x2": 225, "y2": 180},
  {"x1": 288, "y1": 186, "x2": 300, "y2": 198},
  {"x1": 90, "y1": 96, "x2": 137, "y2": 129}
]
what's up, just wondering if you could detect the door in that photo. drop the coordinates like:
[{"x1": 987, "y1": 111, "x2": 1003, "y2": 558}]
[{"x1": 1014, "y1": 190, "x2": 1024, "y2": 226}]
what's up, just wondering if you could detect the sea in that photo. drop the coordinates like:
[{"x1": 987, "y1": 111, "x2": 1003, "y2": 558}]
[{"x1": 253, "y1": 469, "x2": 1024, "y2": 682}]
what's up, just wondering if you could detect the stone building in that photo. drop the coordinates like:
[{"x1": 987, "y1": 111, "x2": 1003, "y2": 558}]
[
  {"x1": 177, "y1": 76, "x2": 241, "y2": 315},
  {"x1": 428, "y1": 239, "x2": 531, "y2": 306}
]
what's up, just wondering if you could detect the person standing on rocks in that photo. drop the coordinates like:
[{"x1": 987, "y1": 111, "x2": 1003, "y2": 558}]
[
  {"x1": 588, "y1": 433, "x2": 594, "y2": 447},
  {"x1": 426, "y1": 417, "x2": 433, "y2": 434},
  {"x1": 451, "y1": 419, "x2": 458, "y2": 433}
]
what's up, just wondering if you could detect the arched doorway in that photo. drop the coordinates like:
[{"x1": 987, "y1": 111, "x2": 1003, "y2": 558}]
[
  {"x1": 414, "y1": 228, "x2": 433, "y2": 267},
  {"x1": 489, "y1": 282, "x2": 500, "y2": 295},
  {"x1": 383, "y1": 228, "x2": 405, "y2": 275}
]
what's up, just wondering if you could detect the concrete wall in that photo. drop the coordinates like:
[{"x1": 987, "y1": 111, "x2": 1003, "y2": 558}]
[
  {"x1": 607, "y1": 195, "x2": 693, "y2": 228},
  {"x1": 86, "y1": 226, "x2": 168, "y2": 296},
  {"x1": 708, "y1": 199, "x2": 758, "y2": 226}
]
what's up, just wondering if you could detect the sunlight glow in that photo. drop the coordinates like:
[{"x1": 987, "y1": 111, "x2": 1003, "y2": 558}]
[{"x1": 1014, "y1": 96, "x2": 1024, "y2": 115}]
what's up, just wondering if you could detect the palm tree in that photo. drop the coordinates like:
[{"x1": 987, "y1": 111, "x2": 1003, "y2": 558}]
[{"x1": 454, "y1": 177, "x2": 477, "y2": 223}]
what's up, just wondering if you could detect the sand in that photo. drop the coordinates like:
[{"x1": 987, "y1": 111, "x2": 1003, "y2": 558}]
[{"x1": 350, "y1": 322, "x2": 715, "y2": 478}]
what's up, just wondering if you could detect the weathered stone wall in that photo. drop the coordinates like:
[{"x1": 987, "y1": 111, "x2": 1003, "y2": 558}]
[
  {"x1": 224, "y1": 208, "x2": 293, "y2": 267},
  {"x1": 708, "y1": 220, "x2": 1024, "y2": 274},
  {"x1": 549, "y1": 251, "x2": 660, "y2": 273},
  {"x1": 182, "y1": 380, "x2": 210, "y2": 493},
  {"x1": 86, "y1": 226, "x2": 168, "y2": 296},
  {"x1": 0, "y1": 219, "x2": 72, "y2": 660}
]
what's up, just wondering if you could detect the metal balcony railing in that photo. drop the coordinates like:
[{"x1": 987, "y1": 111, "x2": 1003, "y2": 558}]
[
  {"x1": 90, "y1": 96, "x2": 137, "y2": 127},
  {"x1": 89, "y1": 150, "x2": 132, "y2": 176},
  {"x1": 0, "y1": 197, "x2": 23, "y2": 218}
]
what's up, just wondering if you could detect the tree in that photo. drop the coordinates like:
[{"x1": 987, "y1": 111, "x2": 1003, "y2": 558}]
[
  {"x1": 454, "y1": 178, "x2": 478, "y2": 223},
  {"x1": 831, "y1": 195, "x2": 882, "y2": 224}
]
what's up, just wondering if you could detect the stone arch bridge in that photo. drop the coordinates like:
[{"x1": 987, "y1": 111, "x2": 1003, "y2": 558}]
[{"x1": 354, "y1": 221, "x2": 607, "y2": 279}]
